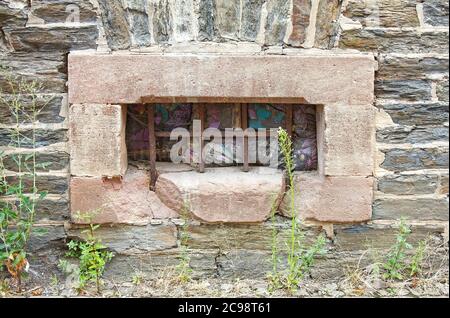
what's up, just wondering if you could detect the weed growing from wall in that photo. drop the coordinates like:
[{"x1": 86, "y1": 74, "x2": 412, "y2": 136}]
[
  {"x1": 409, "y1": 240, "x2": 427, "y2": 278},
  {"x1": 176, "y1": 202, "x2": 193, "y2": 283},
  {"x1": 383, "y1": 218, "x2": 413, "y2": 280},
  {"x1": 62, "y1": 211, "x2": 114, "y2": 294},
  {"x1": 267, "y1": 195, "x2": 281, "y2": 292},
  {"x1": 271, "y1": 128, "x2": 327, "y2": 293},
  {"x1": 0, "y1": 67, "x2": 50, "y2": 291},
  {"x1": 382, "y1": 219, "x2": 429, "y2": 281}
]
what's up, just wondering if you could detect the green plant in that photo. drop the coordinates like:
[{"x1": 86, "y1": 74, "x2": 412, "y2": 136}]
[
  {"x1": 50, "y1": 274, "x2": 59, "y2": 287},
  {"x1": 176, "y1": 202, "x2": 192, "y2": 283},
  {"x1": 383, "y1": 218, "x2": 413, "y2": 281},
  {"x1": 57, "y1": 259, "x2": 70, "y2": 274},
  {"x1": 278, "y1": 127, "x2": 300, "y2": 291},
  {"x1": 64, "y1": 211, "x2": 114, "y2": 294},
  {"x1": 267, "y1": 195, "x2": 281, "y2": 292},
  {"x1": 132, "y1": 273, "x2": 144, "y2": 286},
  {"x1": 0, "y1": 67, "x2": 50, "y2": 291},
  {"x1": 276, "y1": 128, "x2": 327, "y2": 293},
  {"x1": 409, "y1": 240, "x2": 427, "y2": 278}
]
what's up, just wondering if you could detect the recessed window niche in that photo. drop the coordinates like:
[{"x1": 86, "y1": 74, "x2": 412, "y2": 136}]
[{"x1": 68, "y1": 52, "x2": 376, "y2": 224}]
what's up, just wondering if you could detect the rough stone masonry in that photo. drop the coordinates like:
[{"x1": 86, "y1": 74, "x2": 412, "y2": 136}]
[{"x1": 0, "y1": 0, "x2": 448, "y2": 281}]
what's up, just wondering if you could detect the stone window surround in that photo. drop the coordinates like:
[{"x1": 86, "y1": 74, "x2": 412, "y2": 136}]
[{"x1": 68, "y1": 51, "x2": 377, "y2": 224}]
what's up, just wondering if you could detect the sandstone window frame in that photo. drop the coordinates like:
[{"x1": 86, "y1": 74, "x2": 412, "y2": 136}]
[
  {"x1": 68, "y1": 52, "x2": 377, "y2": 223},
  {"x1": 144, "y1": 102, "x2": 298, "y2": 188}
]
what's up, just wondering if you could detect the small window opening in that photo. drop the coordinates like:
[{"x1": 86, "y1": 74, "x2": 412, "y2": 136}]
[{"x1": 126, "y1": 103, "x2": 318, "y2": 189}]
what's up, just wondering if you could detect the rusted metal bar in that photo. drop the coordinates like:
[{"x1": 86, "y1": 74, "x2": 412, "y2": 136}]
[
  {"x1": 198, "y1": 104, "x2": 206, "y2": 173},
  {"x1": 286, "y1": 104, "x2": 293, "y2": 137},
  {"x1": 147, "y1": 104, "x2": 158, "y2": 191},
  {"x1": 241, "y1": 103, "x2": 250, "y2": 172}
]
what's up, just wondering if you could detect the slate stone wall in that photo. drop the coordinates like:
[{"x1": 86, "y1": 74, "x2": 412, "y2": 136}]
[{"x1": 0, "y1": 0, "x2": 448, "y2": 280}]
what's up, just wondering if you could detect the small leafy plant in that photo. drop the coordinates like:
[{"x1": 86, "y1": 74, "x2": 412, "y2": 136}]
[
  {"x1": 176, "y1": 202, "x2": 192, "y2": 283},
  {"x1": 64, "y1": 211, "x2": 114, "y2": 294},
  {"x1": 409, "y1": 240, "x2": 427, "y2": 278},
  {"x1": 0, "y1": 67, "x2": 50, "y2": 291},
  {"x1": 382, "y1": 218, "x2": 413, "y2": 281},
  {"x1": 267, "y1": 195, "x2": 281, "y2": 292},
  {"x1": 272, "y1": 128, "x2": 327, "y2": 293}
]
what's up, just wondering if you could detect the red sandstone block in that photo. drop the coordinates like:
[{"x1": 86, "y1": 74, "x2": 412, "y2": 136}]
[
  {"x1": 281, "y1": 174, "x2": 374, "y2": 223},
  {"x1": 320, "y1": 104, "x2": 376, "y2": 176},
  {"x1": 68, "y1": 53, "x2": 375, "y2": 105},
  {"x1": 69, "y1": 104, "x2": 127, "y2": 177},
  {"x1": 70, "y1": 168, "x2": 178, "y2": 225}
]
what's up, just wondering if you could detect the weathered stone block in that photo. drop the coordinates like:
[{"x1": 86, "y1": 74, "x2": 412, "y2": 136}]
[
  {"x1": 198, "y1": 0, "x2": 217, "y2": 41},
  {"x1": 378, "y1": 102, "x2": 449, "y2": 126},
  {"x1": 217, "y1": 249, "x2": 272, "y2": 279},
  {"x1": 0, "y1": 128, "x2": 67, "y2": 148},
  {"x1": 68, "y1": 53, "x2": 376, "y2": 106},
  {"x1": 70, "y1": 168, "x2": 177, "y2": 225},
  {"x1": 373, "y1": 197, "x2": 449, "y2": 221},
  {"x1": 98, "y1": 0, "x2": 131, "y2": 50},
  {"x1": 339, "y1": 28, "x2": 449, "y2": 54},
  {"x1": 150, "y1": 0, "x2": 172, "y2": 43},
  {"x1": 439, "y1": 174, "x2": 449, "y2": 195},
  {"x1": 125, "y1": 0, "x2": 151, "y2": 47},
  {"x1": 241, "y1": 0, "x2": 265, "y2": 41},
  {"x1": 437, "y1": 78, "x2": 449, "y2": 102},
  {"x1": 2, "y1": 151, "x2": 69, "y2": 173},
  {"x1": 6, "y1": 174, "x2": 69, "y2": 195},
  {"x1": 377, "y1": 174, "x2": 439, "y2": 195},
  {"x1": 69, "y1": 104, "x2": 127, "y2": 177},
  {"x1": 322, "y1": 104, "x2": 375, "y2": 176},
  {"x1": 381, "y1": 147, "x2": 449, "y2": 171},
  {"x1": 29, "y1": 0, "x2": 97, "y2": 24},
  {"x1": 29, "y1": 225, "x2": 66, "y2": 252},
  {"x1": 335, "y1": 223, "x2": 445, "y2": 251},
  {"x1": 377, "y1": 126, "x2": 449, "y2": 144},
  {"x1": 281, "y1": 174, "x2": 374, "y2": 223},
  {"x1": 344, "y1": 0, "x2": 420, "y2": 27},
  {"x1": 288, "y1": 0, "x2": 311, "y2": 46},
  {"x1": 377, "y1": 55, "x2": 449, "y2": 80},
  {"x1": 423, "y1": 0, "x2": 449, "y2": 26},
  {"x1": 186, "y1": 220, "x2": 326, "y2": 251},
  {"x1": 315, "y1": 0, "x2": 341, "y2": 48},
  {"x1": 376, "y1": 80, "x2": 432, "y2": 101},
  {"x1": 0, "y1": 196, "x2": 70, "y2": 222},
  {"x1": 264, "y1": 0, "x2": 291, "y2": 45},
  {"x1": 67, "y1": 224, "x2": 178, "y2": 255},
  {"x1": 0, "y1": 94, "x2": 65, "y2": 124},
  {"x1": 104, "y1": 249, "x2": 218, "y2": 280},
  {"x1": 0, "y1": 1, "x2": 27, "y2": 27},
  {"x1": 3, "y1": 25, "x2": 98, "y2": 52},
  {"x1": 156, "y1": 167, "x2": 285, "y2": 223},
  {"x1": 215, "y1": 0, "x2": 240, "y2": 40},
  {"x1": 35, "y1": 197, "x2": 70, "y2": 222},
  {"x1": 0, "y1": 52, "x2": 67, "y2": 94},
  {"x1": 169, "y1": 0, "x2": 195, "y2": 43}
]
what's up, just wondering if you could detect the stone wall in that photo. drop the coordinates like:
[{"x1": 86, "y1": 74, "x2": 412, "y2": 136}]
[{"x1": 0, "y1": 0, "x2": 448, "y2": 281}]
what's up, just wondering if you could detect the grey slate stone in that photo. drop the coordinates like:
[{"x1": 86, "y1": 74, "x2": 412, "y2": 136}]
[
  {"x1": 98, "y1": 0, "x2": 131, "y2": 50},
  {"x1": 373, "y1": 198, "x2": 449, "y2": 221},
  {"x1": 376, "y1": 79, "x2": 433, "y2": 101},
  {"x1": 381, "y1": 148, "x2": 449, "y2": 171},
  {"x1": 379, "y1": 102, "x2": 449, "y2": 126},
  {"x1": 377, "y1": 174, "x2": 439, "y2": 195},
  {"x1": 423, "y1": 0, "x2": 449, "y2": 26}
]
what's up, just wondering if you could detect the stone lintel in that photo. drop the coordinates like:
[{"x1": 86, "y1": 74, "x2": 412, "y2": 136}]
[{"x1": 68, "y1": 53, "x2": 375, "y2": 106}]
